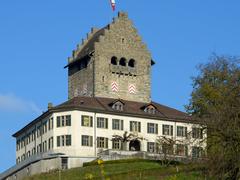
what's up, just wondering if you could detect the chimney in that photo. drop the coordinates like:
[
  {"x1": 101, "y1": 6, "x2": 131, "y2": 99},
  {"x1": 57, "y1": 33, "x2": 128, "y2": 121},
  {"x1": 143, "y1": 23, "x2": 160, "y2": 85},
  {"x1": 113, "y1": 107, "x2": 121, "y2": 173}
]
[{"x1": 48, "y1": 102, "x2": 53, "y2": 110}]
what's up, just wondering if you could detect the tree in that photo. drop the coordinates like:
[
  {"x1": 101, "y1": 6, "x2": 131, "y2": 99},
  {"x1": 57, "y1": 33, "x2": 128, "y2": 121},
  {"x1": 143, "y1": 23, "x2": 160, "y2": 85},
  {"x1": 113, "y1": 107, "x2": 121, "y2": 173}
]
[
  {"x1": 112, "y1": 131, "x2": 146, "y2": 151},
  {"x1": 186, "y1": 54, "x2": 240, "y2": 179}
]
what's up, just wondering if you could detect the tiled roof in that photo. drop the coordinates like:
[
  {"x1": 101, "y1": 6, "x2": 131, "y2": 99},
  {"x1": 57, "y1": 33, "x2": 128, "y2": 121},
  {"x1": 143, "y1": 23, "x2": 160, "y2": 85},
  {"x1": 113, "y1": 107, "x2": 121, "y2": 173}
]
[
  {"x1": 54, "y1": 96, "x2": 191, "y2": 120},
  {"x1": 12, "y1": 96, "x2": 194, "y2": 137}
]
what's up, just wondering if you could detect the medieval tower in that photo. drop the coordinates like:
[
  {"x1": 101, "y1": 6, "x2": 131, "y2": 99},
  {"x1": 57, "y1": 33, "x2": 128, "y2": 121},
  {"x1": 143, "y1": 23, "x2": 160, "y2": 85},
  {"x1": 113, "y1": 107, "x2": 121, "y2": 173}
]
[{"x1": 65, "y1": 12, "x2": 154, "y2": 103}]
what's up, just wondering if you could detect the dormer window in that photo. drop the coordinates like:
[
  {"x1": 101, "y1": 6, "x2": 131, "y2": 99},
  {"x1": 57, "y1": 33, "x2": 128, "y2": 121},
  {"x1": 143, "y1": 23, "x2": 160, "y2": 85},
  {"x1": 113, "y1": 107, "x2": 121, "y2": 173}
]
[
  {"x1": 110, "y1": 100, "x2": 124, "y2": 111},
  {"x1": 143, "y1": 104, "x2": 157, "y2": 115}
]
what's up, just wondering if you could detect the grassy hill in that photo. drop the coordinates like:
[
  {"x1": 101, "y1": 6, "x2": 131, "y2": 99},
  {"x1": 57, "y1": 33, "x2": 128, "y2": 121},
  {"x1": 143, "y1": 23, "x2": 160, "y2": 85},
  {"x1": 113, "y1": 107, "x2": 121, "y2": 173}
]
[{"x1": 24, "y1": 159, "x2": 205, "y2": 180}]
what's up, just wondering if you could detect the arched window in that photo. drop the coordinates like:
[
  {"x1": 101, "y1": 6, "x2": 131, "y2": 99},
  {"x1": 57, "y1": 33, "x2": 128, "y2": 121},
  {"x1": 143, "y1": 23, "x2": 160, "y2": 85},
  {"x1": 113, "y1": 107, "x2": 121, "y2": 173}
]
[
  {"x1": 111, "y1": 56, "x2": 117, "y2": 65},
  {"x1": 128, "y1": 59, "x2": 135, "y2": 68},
  {"x1": 119, "y1": 58, "x2": 126, "y2": 66}
]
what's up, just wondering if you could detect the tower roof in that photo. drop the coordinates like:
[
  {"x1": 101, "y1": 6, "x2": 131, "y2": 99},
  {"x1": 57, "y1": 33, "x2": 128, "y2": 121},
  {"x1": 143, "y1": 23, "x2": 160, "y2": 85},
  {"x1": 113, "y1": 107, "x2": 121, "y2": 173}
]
[{"x1": 65, "y1": 12, "x2": 155, "y2": 69}]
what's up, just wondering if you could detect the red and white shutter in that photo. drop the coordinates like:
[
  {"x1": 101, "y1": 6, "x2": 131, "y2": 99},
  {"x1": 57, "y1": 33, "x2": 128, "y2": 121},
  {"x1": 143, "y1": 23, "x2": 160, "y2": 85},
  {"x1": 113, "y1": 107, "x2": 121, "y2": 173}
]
[
  {"x1": 129, "y1": 84, "x2": 136, "y2": 94},
  {"x1": 111, "y1": 81, "x2": 118, "y2": 92}
]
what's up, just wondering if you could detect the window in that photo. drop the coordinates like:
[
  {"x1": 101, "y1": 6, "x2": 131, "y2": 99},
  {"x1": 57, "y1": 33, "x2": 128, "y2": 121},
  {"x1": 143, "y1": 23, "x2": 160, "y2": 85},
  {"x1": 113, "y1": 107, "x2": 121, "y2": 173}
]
[
  {"x1": 111, "y1": 56, "x2": 117, "y2": 65},
  {"x1": 42, "y1": 141, "x2": 47, "y2": 152},
  {"x1": 57, "y1": 135, "x2": 72, "y2": 147},
  {"x1": 162, "y1": 125, "x2": 173, "y2": 136},
  {"x1": 130, "y1": 121, "x2": 141, "y2": 132},
  {"x1": 112, "y1": 119, "x2": 124, "y2": 130},
  {"x1": 192, "y1": 146, "x2": 203, "y2": 158},
  {"x1": 37, "y1": 126, "x2": 41, "y2": 138},
  {"x1": 57, "y1": 116, "x2": 61, "y2": 127},
  {"x1": 27, "y1": 151, "x2": 31, "y2": 158},
  {"x1": 176, "y1": 144, "x2": 188, "y2": 156},
  {"x1": 66, "y1": 115, "x2": 71, "y2": 126},
  {"x1": 119, "y1": 57, "x2": 126, "y2": 66},
  {"x1": 192, "y1": 128, "x2": 203, "y2": 139},
  {"x1": 147, "y1": 123, "x2": 158, "y2": 134},
  {"x1": 66, "y1": 135, "x2": 72, "y2": 146},
  {"x1": 112, "y1": 139, "x2": 122, "y2": 150},
  {"x1": 81, "y1": 115, "x2": 93, "y2": 127},
  {"x1": 57, "y1": 136, "x2": 61, "y2": 147},
  {"x1": 32, "y1": 130, "x2": 36, "y2": 141},
  {"x1": 43, "y1": 121, "x2": 47, "y2": 134},
  {"x1": 147, "y1": 142, "x2": 158, "y2": 153},
  {"x1": 48, "y1": 137, "x2": 54, "y2": 150},
  {"x1": 112, "y1": 102, "x2": 124, "y2": 111},
  {"x1": 144, "y1": 106, "x2": 156, "y2": 114},
  {"x1": 49, "y1": 117, "x2": 54, "y2": 130},
  {"x1": 177, "y1": 126, "x2": 187, "y2": 137},
  {"x1": 82, "y1": 135, "x2": 93, "y2": 146},
  {"x1": 32, "y1": 148, "x2": 36, "y2": 155},
  {"x1": 57, "y1": 115, "x2": 71, "y2": 128},
  {"x1": 97, "y1": 137, "x2": 108, "y2": 148},
  {"x1": 37, "y1": 144, "x2": 42, "y2": 153},
  {"x1": 16, "y1": 140, "x2": 20, "y2": 151},
  {"x1": 128, "y1": 59, "x2": 135, "y2": 68},
  {"x1": 21, "y1": 137, "x2": 25, "y2": 148},
  {"x1": 97, "y1": 117, "x2": 108, "y2": 129}
]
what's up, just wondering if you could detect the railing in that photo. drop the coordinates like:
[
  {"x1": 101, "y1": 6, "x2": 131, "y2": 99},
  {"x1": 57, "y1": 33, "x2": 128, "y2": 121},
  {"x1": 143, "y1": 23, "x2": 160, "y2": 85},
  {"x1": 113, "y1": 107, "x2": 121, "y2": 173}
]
[
  {"x1": 97, "y1": 149, "x2": 196, "y2": 163},
  {"x1": 0, "y1": 153, "x2": 65, "y2": 179}
]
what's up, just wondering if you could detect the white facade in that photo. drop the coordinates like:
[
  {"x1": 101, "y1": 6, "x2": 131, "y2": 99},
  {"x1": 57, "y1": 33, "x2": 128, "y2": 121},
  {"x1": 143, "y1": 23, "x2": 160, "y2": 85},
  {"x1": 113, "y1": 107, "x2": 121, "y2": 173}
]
[{"x1": 15, "y1": 109, "x2": 205, "y2": 165}]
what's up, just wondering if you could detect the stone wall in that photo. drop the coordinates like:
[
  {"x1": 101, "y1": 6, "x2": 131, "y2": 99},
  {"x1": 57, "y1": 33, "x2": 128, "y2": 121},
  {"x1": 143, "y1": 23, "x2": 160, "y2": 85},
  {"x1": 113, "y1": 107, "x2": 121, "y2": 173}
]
[{"x1": 68, "y1": 12, "x2": 152, "y2": 103}]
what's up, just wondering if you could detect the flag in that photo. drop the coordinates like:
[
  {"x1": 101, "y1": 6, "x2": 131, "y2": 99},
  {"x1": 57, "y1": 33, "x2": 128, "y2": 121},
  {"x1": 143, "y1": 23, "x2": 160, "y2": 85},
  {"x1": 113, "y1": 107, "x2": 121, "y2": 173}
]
[{"x1": 110, "y1": 0, "x2": 116, "y2": 11}]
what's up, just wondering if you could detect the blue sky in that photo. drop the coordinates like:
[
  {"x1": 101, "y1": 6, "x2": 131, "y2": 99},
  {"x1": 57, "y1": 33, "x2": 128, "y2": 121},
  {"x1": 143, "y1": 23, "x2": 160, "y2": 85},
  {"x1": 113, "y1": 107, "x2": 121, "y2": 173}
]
[{"x1": 0, "y1": 0, "x2": 240, "y2": 172}]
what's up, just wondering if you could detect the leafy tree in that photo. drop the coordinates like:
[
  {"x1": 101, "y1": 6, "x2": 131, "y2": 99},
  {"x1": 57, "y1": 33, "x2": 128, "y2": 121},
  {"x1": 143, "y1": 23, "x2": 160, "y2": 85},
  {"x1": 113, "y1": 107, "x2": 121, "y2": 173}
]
[{"x1": 186, "y1": 54, "x2": 240, "y2": 179}]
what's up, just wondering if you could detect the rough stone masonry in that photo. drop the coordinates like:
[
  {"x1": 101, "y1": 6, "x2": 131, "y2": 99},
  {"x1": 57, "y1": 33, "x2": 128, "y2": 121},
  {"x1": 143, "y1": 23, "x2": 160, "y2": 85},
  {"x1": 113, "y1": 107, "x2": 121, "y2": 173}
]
[{"x1": 66, "y1": 12, "x2": 153, "y2": 103}]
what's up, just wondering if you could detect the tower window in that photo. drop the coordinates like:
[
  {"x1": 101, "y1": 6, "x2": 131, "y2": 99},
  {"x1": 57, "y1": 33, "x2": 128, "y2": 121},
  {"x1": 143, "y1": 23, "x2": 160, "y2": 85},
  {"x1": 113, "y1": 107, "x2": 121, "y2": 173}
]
[
  {"x1": 119, "y1": 58, "x2": 126, "y2": 66},
  {"x1": 128, "y1": 59, "x2": 135, "y2": 68},
  {"x1": 111, "y1": 56, "x2": 117, "y2": 65}
]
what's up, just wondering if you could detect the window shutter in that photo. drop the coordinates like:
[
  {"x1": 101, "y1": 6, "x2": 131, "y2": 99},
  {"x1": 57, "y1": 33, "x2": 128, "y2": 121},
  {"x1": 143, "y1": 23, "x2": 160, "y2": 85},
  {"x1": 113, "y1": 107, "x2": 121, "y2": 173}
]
[
  {"x1": 57, "y1": 136, "x2": 60, "y2": 147},
  {"x1": 105, "y1": 118, "x2": 108, "y2": 129},
  {"x1": 90, "y1": 136, "x2": 93, "y2": 147},
  {"x1": 162, "y1": 125, "x2": 164, "y2": 135},
  {"x1": 171, "y1": 126, "x2": 173, "y2": 136},
  {"x1": 156, "y1": 124, "x2": 158, "y2": 134},
  {"x1": 68, "y1": 116, "x2": 71, "y2": 126},
  {"x1": 90, "y1": 116, "x2": 93, "y2": 127},
  {"x1": 138, "y1": 122, "x2": 141, "y2": 132},
  {"x1": 51, "y1": 118, "x2": 54, "y2": 129},
  {"x1": 81, "y1": 116, "x2": 84, "y2": 126},
  {"x1": 184, "y1": 127, "x2": 187, "y2": 137},
  {"x1": 121, "y1": 120, "x2": 124, "y2": 130}
]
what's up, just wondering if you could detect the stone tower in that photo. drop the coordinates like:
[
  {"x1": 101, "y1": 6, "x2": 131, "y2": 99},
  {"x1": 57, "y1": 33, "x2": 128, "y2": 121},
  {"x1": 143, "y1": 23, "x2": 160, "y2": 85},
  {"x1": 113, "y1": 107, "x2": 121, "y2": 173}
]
[{"x1": 65, "y1": 12, "x2": 154, "y2": 103}]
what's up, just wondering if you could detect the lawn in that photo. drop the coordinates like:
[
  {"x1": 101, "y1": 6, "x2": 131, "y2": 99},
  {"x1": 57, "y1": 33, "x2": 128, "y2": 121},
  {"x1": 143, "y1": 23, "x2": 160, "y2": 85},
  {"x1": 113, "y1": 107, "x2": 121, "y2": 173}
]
[{"x1": 24, "y1": 159, "x2": 205, "y2": 180}]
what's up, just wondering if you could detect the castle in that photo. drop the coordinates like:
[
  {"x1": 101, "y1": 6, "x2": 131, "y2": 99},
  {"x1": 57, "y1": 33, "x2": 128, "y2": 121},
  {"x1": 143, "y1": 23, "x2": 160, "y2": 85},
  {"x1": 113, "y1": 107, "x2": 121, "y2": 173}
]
[{"x1": 1, "y1": 12, "x2": 205, "y2": 180}]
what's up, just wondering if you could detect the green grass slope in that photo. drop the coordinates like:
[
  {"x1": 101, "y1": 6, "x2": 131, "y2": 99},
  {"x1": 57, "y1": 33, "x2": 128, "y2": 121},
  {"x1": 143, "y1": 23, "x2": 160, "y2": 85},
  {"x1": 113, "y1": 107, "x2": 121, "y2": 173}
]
[{"x1": 24, "y1": 159, "x2": 205, "y2": 180}]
